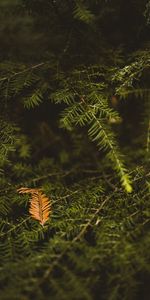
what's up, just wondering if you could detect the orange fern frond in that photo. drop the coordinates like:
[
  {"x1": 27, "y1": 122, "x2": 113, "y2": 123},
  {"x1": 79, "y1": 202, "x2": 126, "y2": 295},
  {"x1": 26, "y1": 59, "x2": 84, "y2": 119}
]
[{"x1": 17, "y1": 187, "x2": 52, "y2": 226}]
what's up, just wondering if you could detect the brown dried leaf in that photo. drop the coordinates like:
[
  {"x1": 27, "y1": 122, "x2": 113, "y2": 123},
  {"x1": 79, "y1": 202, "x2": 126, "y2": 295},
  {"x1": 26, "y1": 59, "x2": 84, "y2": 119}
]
[{"x1": 17, "y1": 187, "x2": 52, "y2": 226}]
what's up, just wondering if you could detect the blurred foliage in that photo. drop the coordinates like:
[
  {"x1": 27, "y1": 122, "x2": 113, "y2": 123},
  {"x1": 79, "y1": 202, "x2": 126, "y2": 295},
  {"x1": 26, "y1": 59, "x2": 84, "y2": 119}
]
[{"x1": 0, "y1": 0, "x2": 150, "y2": 299}]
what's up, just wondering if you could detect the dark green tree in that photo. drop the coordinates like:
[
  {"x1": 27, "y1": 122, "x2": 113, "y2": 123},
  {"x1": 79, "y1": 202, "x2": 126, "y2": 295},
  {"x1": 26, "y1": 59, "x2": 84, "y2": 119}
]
[{"x1": 0, "y1": 1, "x2": 150, "y2": 299}]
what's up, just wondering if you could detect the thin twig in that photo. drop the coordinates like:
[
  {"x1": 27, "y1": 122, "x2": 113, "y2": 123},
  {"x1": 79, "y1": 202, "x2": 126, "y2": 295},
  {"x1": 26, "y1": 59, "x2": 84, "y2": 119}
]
[
  {"x1": 32, "y1": 169, "x2": 73, "y2": 183},
  {"x1": 52, "y1": 190, "x2": 79, "y2": 203},
  {"x1": 0, "y1": 63, "x2": 45, "y2": 82},
  {"x1": 0, "y1": 216, "x2": 31, "y2": 238},
  {"x1": 73, "y1": 196, "x2": 110, "y2": 242}
]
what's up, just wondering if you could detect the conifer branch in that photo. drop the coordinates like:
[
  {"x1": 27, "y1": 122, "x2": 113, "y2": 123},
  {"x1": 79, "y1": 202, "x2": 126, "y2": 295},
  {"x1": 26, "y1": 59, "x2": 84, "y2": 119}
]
[
  {"x1": 36, "y1": 195, "x2": 112, "y2": 285},
  {"x1": 0, "y1": 63, "x2": 45, "y2": 83}
]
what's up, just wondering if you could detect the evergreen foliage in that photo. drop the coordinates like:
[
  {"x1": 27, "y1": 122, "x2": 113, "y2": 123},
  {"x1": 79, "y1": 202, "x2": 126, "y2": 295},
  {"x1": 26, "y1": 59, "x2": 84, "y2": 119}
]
[{"x1": 0, "y1": 0, "x2": 150, "y2": 299}]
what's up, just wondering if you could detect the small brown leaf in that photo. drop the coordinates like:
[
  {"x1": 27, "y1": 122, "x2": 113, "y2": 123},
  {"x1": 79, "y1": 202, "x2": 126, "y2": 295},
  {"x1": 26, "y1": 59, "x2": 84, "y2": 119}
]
[{"x1": 17, "y1": 187, "x2": 52, "y2": 226}]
